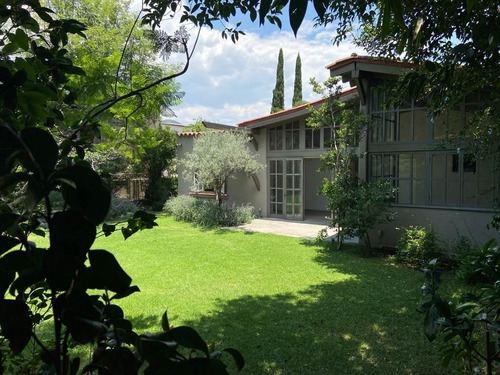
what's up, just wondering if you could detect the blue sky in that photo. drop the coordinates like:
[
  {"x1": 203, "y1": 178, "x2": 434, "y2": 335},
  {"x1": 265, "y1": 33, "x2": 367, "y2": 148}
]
[{"x1": 158, "y1": 7, "x2": 364, "y2": 126}]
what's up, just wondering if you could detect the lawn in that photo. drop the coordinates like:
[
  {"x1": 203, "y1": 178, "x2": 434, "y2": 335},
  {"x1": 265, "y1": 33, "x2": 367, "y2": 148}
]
[{"x1": 91, "y1": 215, "x2": 453, "y2": 374}]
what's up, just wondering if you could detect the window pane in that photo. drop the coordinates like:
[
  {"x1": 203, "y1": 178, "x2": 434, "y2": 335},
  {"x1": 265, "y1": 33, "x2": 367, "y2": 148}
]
[
  {"x1": 286, "y1": 160, "x2": 293, "y2": 174},
  {"x1": 370, "y1": 155, "x2": 382, "y2": 177},
  {"x1": 399, "y1": 111, "x2": 411, "y2": 141},
  {"x1": 270, "y1": 175, "x2": 276, "y2": 188},
  {"x1": 277, "y1": 175, "x2": 283, "y2": 188},
  {"x1": 413, "y1": 110, "x2": 427, "y2": 140},
  {"x1": 286, "y1": 175, "x2": 293, "y2": 188},
  {"x1": 269, "y1": 129, "x2": 276, "y2": 150},
  {"x1": 413, "y1": 154, "x2": 426, "y2": 179},
  {"x1": 371, "y1": 115, "x2": 383, "y2": 142},
  {"x1": 433, "y1": 114, "x2": 447, "y2": 140},
  {"x1": 448, "y1": 109, "x2": 463, "y2": 137},
  {"x1": 324, "y1": 127, "x2": 332, "y2": 147},
  {"x1": 277, "y1": 203, "x2": 283, "y2": 214},
  {"x1": 276, "y1": 126, "x2": 283, "y2": 150},
  {"x1": 384, "y1": 112, "x2": 396, "y2": 141},
  {"x1": 277, "y1": 160, "x2": 283, "y2": 173},
  {"x1": 313, "y1": 129, "x2": 320, "y2": 148},
  {"x1": 294, "y1": 160, "x2": 301, "y2": 173},
  {"x1": 305, "y1": 128, "x2": 312, "y2": 149},
  {"x1": 398, "y1": 154, "x2": 411, "y2": 179},
  {"x1": 277, "y1": 189, "x2": 283, "y2": 203},
  {"x1": 294, "y1": 175, "x2": 301, "y2": 189},
  {"x1": 270, "y1": 160, "x2": 276, "y2": 173}
]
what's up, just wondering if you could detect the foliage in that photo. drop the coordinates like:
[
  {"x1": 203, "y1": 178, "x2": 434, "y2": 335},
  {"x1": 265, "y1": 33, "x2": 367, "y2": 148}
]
[
  {"x1": 453, "y1": 236, "x2": 483, "y2": 284},
  {"x1": 308, "y1": 77, "x2": 393, "y2": 250},
  {"x1": 395, "y1": 226, "x2": 440, "y2": 268},
  {"x1": 0, "y1": 1, "x2": 242, "y2": 374},
  {"x1": 419, "y1": 241, "x2": 500, "y2": 375},
  {"x1": 181, "y1": 131, "x2": 264, "y2": 206},
  {"x1": 292, "y1": 53, "x2": 304, "y2": 107},
  {"x1": 165, "y1": 196, "x2": 254, "y2": 228},
  {"x1": 270, "y1": 48, "x2": 284, "y2": 113},
  {"x1": 137, "y1": 126, "x2": 178, "y2": 210},
  {"x1": 183, "y1": 117, "x2": 208, "y2": 132}
]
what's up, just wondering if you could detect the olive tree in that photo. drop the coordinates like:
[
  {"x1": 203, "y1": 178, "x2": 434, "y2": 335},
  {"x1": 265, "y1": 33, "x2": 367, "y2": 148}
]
[{"x1": 182, "y1": 131, "x2": 263, "y2": 206}]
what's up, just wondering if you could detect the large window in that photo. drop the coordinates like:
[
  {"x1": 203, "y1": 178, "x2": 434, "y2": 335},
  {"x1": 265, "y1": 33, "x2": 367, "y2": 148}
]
[
  {"x1": 285, "y1": 121, "x2": 300, "y2": 150},
  {"x1": 370, "y1": 153, "x2": 497, "y2": 208},
  {"x1": 305, "y1": 127, "x2": 320, "y2": 149},
  {"x1": 269, "y1": 125, "x2": 283, "y2": 151}
]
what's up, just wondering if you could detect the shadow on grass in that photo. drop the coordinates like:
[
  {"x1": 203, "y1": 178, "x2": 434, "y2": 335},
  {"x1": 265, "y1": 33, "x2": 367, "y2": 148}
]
[{"x1": 171, "y1": 249, "x2": 448, "y2": 375}]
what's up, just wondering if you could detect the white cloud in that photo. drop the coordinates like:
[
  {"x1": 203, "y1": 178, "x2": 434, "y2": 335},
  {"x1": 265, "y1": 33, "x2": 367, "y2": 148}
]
[{"x1": 160, "y1": 17, "x2": 364, "y2": 125}]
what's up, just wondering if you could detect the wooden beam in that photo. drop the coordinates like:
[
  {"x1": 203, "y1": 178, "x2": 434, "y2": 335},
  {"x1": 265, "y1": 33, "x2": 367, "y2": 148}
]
[{"x1": 251, "y1": 173, "x2": 260, "y2": 191}]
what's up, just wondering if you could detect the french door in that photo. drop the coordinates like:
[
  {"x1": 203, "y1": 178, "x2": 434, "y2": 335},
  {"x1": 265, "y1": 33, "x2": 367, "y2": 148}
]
[{"x1": 269, "y1": 159, "x2": 303, "y2": 220}]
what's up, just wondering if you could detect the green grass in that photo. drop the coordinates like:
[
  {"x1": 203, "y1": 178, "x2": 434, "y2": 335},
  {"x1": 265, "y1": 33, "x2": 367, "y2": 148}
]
[{"x1": 83, "y1": 215, "x2": 457, "y2": 375}]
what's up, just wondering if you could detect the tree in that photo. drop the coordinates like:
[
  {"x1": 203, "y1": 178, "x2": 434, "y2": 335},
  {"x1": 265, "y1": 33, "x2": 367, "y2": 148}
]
[
  {"x1": 270, "y1": 48, "x2": 284, "y2": 113},
  {"x1": 182, "y1": 117, "x2": 208, "y2": 132},
  {"x1": 292, "y1": 53, "x2": 304, "y2": 107},
  {"x1": 0, "y1": 2, "x2": 244, "y2": 374},
  {"x1": 139, "y1": 126, "x2": 178, "y2": 210},
  {"x1": 307, "y1": 77, "x2": 393, "y2": 250},
  {"x1": 182, "y1": 131, "x2": 263, "y2": 206}
]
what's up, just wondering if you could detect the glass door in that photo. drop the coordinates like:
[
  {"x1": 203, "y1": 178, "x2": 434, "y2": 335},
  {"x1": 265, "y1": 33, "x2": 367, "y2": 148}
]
[{"x1": 269, "y1": 159, "x2": 303, "y2": 219}]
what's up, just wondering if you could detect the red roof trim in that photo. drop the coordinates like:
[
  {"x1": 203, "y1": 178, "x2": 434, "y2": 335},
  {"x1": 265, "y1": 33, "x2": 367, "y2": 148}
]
[
  {"x1": 237, "y1": 87, "x2": 358, "y2": 128},
  {"x1": 178, "y1": 130, "x2": 228, "y2": 137},
  {"x1": 325, "y1": 54, "x2": 415, "y2": 71}
]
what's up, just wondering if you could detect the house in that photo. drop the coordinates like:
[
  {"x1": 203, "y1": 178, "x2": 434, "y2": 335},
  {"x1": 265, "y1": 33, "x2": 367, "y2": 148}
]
[{"x1": 177, "y1": 55, "x2": 499, "y2": 247}]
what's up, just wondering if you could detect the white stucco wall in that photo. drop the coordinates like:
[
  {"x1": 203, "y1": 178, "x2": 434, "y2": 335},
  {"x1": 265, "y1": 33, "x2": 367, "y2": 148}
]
[
  {"x1": 369, "y1": 206, "x2": 499, "y2": 248},
  {"x1": 303, "y1": 158, "x2": 330, "y2": 211}
]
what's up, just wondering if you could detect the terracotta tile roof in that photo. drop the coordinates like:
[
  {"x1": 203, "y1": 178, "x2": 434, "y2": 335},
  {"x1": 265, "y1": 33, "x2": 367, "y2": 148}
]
[
  {"x1": 325, "y1": 53, "x2": 415, "y2": 71},
  {"x1": 237, "y1": 87, "x2": 358, "y2": 128},
  {"x1": 177, "y1": 129, "x2": 241, "y2": 137}
]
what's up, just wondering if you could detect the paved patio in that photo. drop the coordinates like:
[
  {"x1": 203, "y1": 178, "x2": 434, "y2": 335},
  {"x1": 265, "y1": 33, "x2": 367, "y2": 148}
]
[{"x1": 233, "y1": 217, "x2": 339, "y2": 240}]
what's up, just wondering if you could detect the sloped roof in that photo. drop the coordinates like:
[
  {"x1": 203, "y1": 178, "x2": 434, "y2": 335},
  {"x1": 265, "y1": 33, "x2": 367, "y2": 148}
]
[
  {"x1": 237, "y1": 87, "x2": 358, "y2": 129},
  {"x1": 325, "y1": 54, "x2": 415, "y2": 71}
]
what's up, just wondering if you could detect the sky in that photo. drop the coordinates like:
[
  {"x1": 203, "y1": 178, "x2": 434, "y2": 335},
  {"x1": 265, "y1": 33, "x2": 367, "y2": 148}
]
[{"x1": 155, "y1": 8, "x2": 364, "y2": 126}]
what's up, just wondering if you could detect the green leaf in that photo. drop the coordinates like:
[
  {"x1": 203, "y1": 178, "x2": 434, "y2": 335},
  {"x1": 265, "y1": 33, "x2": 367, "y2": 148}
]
[
  {"x1": 289, "y1": 0, "x2": 307, "y2": 36},
  {"x1": 102, "y1": 223, "x2": 116, "y2": 237},
  {"x1": 0, "y1": 299, "x2": 32, "y2": 355},
  {"x1": 19, "y1": 127, "x2": 58, "y2": 173},
  {"x1": 259, "y1": 0, "x2": 273, "y2": 25},
  {"x1": 312, "y1": 0, "x2": 327, "y2": 20},
  {"x1": 88, "y1": 250, "x2": 132, "y2": 293},
  {"x1": 110, "y1": 285, "x2": 140, "y2": 301},
  {"x1": 0, "y1": 236, "x2": 20, "y2": 256},
  {"x1": 424, "y1": 305, "x2": 439, "y2": 341},
  {"x1": 168, "y1": 326, "x2": 209, "y2": 355},
  {"x1": 56, "y1": 165, "x2": 111, "y2": 224},
  {"x1": 0, "y1": 172, "x2": 29, "y2": 191},
  {"x1": 222, "y1": 348, "x2": 245, "y2": 371}
]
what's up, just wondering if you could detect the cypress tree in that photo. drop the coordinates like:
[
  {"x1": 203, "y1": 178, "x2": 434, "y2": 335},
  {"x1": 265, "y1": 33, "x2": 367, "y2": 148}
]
[
  {"x1": 270, "y1": 48, "x2": 285, "y2": 113},
  {"x1": 292, "y1": 53, "x2": 303, "y2": 107}
]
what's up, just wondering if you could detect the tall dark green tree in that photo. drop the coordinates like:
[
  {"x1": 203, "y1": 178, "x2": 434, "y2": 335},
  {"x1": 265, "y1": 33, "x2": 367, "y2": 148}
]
[
  {"x1": 270, "y1": 48, "x2": 285, "y2": 113},
  {"x1": 292, "y1": 53, "x2": 303, "y2": 107}
]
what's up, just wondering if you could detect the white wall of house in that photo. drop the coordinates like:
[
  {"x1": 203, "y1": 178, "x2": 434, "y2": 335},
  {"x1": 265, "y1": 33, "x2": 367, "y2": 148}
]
[
  {"x1": 303, "y1": 158, "x2": 330, "y2": 211},
  {"x1": 370, "y1": 207, "x2": 497, "y2": 248}
]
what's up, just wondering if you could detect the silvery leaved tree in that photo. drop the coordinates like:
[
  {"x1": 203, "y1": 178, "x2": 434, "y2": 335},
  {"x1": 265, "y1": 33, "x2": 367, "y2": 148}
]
[{"x1": 182, "y1": 131, "x2": 264, "y2": 206}]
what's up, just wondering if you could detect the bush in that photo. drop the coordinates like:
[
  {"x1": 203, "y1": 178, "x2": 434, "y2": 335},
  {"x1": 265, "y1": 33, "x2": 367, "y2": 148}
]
[
  {"x1": 106, "y1": 197, "x2": 139, "y2": 220},
  {"x1": 453, "y1": 236, "x2": 482, "y2": 283},
  {"x1": 164, "y1": 196, "x2": 255, "y2": 228},
  {"x1": 395, "y1": 226, "x2": 440, "y2": 268}
]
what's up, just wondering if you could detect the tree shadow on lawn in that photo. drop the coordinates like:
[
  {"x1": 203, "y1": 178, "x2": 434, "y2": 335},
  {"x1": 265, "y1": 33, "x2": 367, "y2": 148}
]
[{"x1": 180, "y1": 264, "x2": 449, "y2": 374}]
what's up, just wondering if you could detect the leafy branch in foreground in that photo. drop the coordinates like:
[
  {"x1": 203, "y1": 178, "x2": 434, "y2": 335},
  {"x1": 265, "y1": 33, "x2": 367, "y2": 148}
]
[
  {"x1": 419, "y1": 241, "x2": 500, "y2": 375},
  {"x1": 0, "y1": 1, "x2": 243, "y2": 373}
]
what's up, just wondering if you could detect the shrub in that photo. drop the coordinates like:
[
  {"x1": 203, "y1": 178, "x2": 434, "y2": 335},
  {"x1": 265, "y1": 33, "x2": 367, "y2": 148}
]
[
  {"x1": 453, "y1": 236, "x2": 483, "y2": 283},
  {"x1": 395, "y1": 226, "x2": 440, "y2": 268},
  {"x1": 106, "y1": 197, "x2": 139, "y2": 220},
  {"x1": 164, "y1": 196, "x2": 255, "y2": 228}
]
